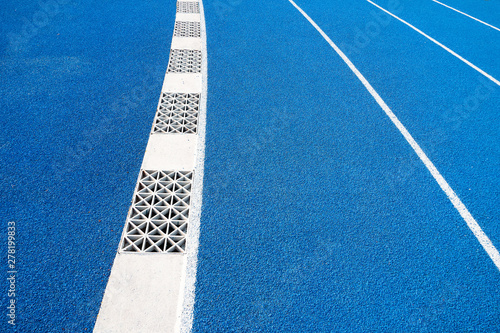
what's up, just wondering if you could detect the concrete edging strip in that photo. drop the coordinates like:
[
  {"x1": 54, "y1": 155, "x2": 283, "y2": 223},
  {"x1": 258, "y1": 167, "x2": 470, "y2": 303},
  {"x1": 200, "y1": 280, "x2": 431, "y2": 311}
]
[{"x1": 93, "y1": 1, "x2": 207, "y2": 331}]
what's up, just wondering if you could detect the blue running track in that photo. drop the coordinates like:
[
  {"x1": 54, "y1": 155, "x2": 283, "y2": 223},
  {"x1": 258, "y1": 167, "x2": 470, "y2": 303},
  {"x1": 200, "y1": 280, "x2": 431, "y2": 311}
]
[
  {"x1": 193, "y1": 0, "x2": 499, "y2": 331},
  {"x1": 1, "y1": 0, "x2": 175, "y2": 331},
  {"x1": 1, "y1": 0, "x2": 499, "y2": 331}
]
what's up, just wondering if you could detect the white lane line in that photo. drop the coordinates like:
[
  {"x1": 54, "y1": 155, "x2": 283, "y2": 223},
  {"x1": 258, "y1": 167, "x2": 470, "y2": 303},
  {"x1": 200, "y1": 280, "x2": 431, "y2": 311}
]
[
  {"x1": 432, "y1": 0, "x2": 500, "y2": 32},
  {"x1": 287, "y1": 0, "x2": 500, "y2": 272},
  {"x1": 366, "y1": 0, "x2": 500, "y2": 87},
  {"x1": 179, "y1": 0, "x2": 207, "y2": 331}
]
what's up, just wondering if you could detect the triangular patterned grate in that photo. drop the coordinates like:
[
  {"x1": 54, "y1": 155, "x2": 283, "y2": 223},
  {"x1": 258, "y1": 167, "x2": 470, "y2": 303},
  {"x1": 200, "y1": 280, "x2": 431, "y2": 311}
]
[
  {"x1": 120, "y1": 170, "x2": 193, "y2": 253},
  {"x1": 174, "y1": 21, "x2": 201, "y2": 38},
  {"x1": 177, "y1": 1, "x2": 200, "y2": 13},
  {"x1": 167, "y1": 49, "x2": 202, "y2": 73},
  {"x1": 153, "y1": 93, "x2": 200, "y2": 134}
]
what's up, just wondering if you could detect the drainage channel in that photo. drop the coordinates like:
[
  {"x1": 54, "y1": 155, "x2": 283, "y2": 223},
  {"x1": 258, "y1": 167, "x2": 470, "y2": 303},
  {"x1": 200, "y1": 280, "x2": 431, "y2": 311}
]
[{"x1": 93, "y1": 1, "x2": 207, "y2": 331}]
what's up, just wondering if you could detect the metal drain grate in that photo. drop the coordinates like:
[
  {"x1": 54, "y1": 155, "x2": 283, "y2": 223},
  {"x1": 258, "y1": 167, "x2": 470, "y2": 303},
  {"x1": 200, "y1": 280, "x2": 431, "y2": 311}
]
[
  {"x1": 153, "y1": 93, "x2": 200, "y2": 134},
  {"x1": 120, "y1": 170, "x2": 193, "y2": 253},
  {"x1": 177, "y1": 1, "x2": 200, "y2": 13},
  {"x1": 173, "y1": 21, "x2": 201, "y2": 38},
  {"x1": 167, "y1": 49, "x2": 202, "y2": 73}
]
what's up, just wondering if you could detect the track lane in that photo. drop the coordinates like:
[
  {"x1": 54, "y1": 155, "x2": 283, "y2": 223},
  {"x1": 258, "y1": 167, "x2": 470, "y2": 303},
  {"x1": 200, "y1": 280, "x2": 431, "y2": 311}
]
[
  {"x1": 431, "y1": 0, "x2": 500, "y2": 29},
  {"x1": 369, "y1": 0, "x2": 500, "y2": 81},
  {"x1": 292, "y1": 0, "x2": 500, "y2": 258},
  {"x1": 0, "y1": 0, "x2": 176, "y2": 331},
  {"x1": 192, "y1": 0, "x2": 500, "y2": 331}
]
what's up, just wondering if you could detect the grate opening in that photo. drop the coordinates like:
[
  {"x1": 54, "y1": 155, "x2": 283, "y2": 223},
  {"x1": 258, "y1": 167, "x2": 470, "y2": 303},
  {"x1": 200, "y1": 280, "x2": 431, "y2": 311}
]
[
  {"x1": 153, "y1": 93, "x2": 200, "y2": 134},
  {"x1": 174, "y1": 21, "x2": 201, "y2": 38},
  {"x1": 120, "y1": 170, "x2": 193, "y2": 253},
  {"x1": 177, "y1": 1, "x2": 200, "y2": 13},
  {"x1": 167, "y1": 49, "x2": 202, "y2": 73}
]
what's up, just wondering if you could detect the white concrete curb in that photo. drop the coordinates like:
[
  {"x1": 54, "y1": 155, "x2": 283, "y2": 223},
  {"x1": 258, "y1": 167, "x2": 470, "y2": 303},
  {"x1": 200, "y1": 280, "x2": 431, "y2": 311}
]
[{"x1": 93, "y1": 1, "x2": 207, "y2": 331}]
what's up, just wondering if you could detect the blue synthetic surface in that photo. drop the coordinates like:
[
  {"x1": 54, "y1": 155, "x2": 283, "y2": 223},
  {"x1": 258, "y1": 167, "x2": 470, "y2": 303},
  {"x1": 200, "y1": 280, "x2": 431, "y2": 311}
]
[
  {"x1": 192, "y1": 0, "x2": 499, "y2": 331},
  {"x1": 1, "y1": 0, "x2": 499, "y2": 331},
  {"x1": 293, "y1": 0, "x2": 500, "y2": 255},
  {"x1": 435, "y1": 0, "x2": 500, "y2": 29},
  {"x1": 0, "y1": 0, "x2": 175, "y2": 331}
]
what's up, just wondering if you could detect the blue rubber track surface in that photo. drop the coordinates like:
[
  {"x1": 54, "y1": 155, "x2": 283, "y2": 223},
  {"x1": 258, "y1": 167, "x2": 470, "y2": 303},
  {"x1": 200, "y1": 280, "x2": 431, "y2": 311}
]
[
  {"x1": 0, "y1": 0, "x2": 175, "y2": 331},
  {"x1": 193, "y1": 0, "x2": 499, "y2": 332},
  {"x1": 0, "y1": 0, "x2": 498, "y2": 331}
]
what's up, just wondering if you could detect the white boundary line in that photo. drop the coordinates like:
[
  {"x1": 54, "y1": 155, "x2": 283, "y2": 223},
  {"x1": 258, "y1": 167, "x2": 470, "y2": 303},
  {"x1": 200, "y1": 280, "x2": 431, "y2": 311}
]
[
  {"x1": 179, "y1": 0, "x2": 207, "y2": 331},
  {"x1": 287, "y1": 0, "x2": 500, "y2": 271},
  {"x1": 432, "y1": 0, "x2": 500, "y2": 32},
  {"x1": 366, "y1": 0, "x2": 500, "y2": 87}
]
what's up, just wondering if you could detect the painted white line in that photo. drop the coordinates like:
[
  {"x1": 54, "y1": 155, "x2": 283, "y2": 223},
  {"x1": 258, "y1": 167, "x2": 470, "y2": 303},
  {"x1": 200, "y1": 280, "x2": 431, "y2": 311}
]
[
  {"x1": 366, "y1": 0, "x2": 500, "y2": 87},
  {"x1": 287, "y1": 0, "x2": 500, "y2": 271},
  {"x1": 179, "y1": 0, "x2": 208, "y2": 331},
  {"x1": 432, "y1": 0, "x2": 500, "y2": 32}
]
